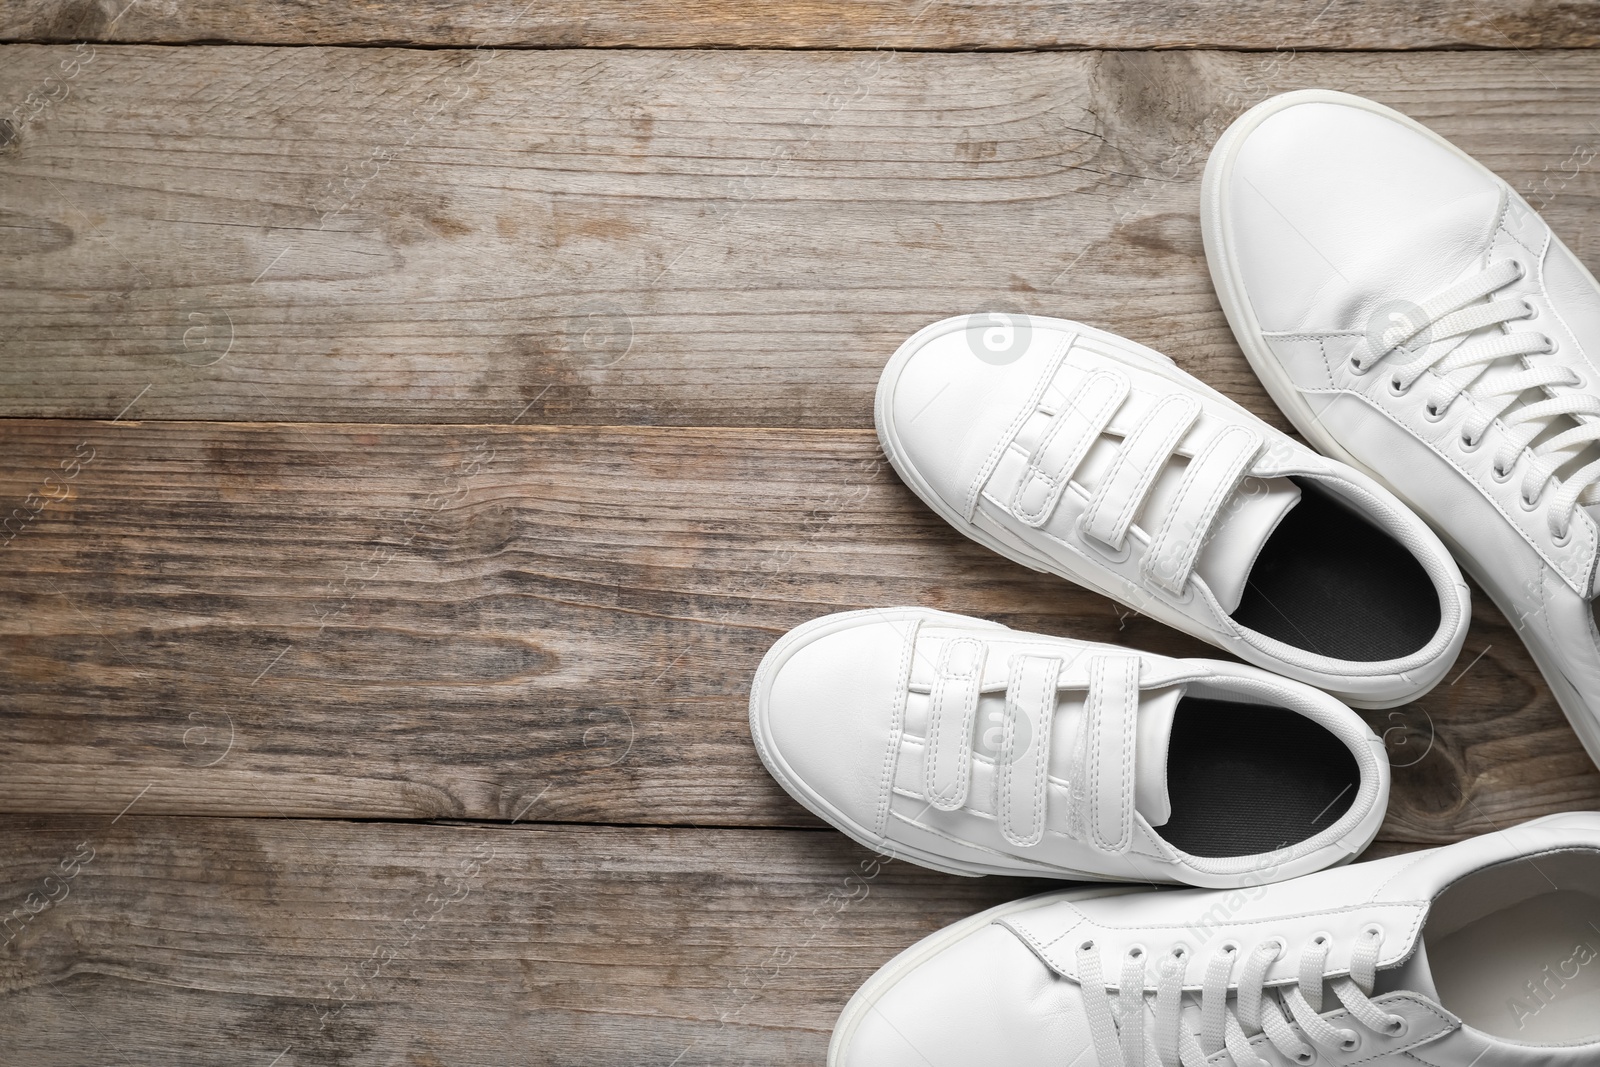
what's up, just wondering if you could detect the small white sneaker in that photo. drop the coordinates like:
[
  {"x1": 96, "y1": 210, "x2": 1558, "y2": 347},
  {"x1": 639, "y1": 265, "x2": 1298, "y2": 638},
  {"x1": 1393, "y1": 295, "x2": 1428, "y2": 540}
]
[
  {"x1": 749, "y1": 607, "x2": 1389, "y2": 889},
  {"x1": 876, "y1": 315, "x2": 1469, "y2": 708},
  {"x1": 830, "y1": 811, "x2": 1600, "y2": 1067},
  {"x1": 1204, "y1": 90, "x2": 1600, "y2": 765}
]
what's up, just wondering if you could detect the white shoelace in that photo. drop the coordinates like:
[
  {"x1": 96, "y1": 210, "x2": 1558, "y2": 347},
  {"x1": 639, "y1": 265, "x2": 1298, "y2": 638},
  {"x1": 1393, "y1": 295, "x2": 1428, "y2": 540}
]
[
  {"x1": 1350, "y1": 257, "x2": 1600, "y2": 541},
  {"x1": 1075, "y1": 928, "x2": 1407, "y2": 1067}
]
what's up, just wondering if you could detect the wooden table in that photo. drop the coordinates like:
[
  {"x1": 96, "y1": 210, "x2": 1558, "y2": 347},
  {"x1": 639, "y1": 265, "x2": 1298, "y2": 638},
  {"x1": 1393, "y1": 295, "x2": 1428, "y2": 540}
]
[{"x1": 3, "y1": 2, "x2": 1599, "y2": 1062}]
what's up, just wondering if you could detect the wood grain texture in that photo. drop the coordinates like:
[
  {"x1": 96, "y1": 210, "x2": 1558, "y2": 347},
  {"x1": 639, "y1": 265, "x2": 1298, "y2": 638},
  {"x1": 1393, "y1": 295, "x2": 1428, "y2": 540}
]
[
  {"x1": 0, "y1": 419, "x2": 1593, "y2": 843},
  {"x1": 2, "y1": 46, "x2": 1599, "y2": 427},
  {"x1": 0, "y1": 816, "x2": 1062, "y2": 1065},
  {"x1": 4, "y1": 0, "x2": 1600, "y2": 50}
]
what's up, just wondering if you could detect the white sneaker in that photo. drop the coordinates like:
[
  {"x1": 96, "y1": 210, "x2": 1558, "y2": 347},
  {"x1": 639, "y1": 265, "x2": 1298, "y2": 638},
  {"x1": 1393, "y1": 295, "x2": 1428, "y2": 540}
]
[
  {"x1": 1204, "y1": 90, "x2": 1600, "y2": 765},
  {"x1": 749, "y1": 607, "x2": 1390, "y2": 889},
  {"x1": 830, "y1": 811, "x2": 1600, "y2": 1067},
  {"x1": 876, "y1": 315, "x2": 1469, "y2": 708}
]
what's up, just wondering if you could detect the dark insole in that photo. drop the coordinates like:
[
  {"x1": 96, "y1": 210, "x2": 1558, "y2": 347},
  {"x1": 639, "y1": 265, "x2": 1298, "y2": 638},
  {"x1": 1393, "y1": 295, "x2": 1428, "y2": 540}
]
[
  {"x1": 1231, "y1": 478, "x2": 1439, "y2": 662},
  {"x1": 1159, "y1": 697, "x2": 1360, "y2": 859}
]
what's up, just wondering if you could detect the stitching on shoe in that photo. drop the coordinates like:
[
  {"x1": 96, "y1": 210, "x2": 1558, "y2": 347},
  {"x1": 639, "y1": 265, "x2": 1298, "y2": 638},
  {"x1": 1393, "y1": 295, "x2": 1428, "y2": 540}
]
[
  {"x1": 963, "y1": 335, "x2": 1071, "y2": 521},
  {"x1": 876, "y1": 616, "x2": 920, "y2": 838}
]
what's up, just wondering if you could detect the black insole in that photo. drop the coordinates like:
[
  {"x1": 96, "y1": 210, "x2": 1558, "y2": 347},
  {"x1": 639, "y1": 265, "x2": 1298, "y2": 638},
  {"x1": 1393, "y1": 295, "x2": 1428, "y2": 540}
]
[
  {"x1": 1159, "y1": 697, "x2": 1360, "y2": 859},
  {"x1": 1231, "y1": 478, "x2": 1439, "y2": 661}
]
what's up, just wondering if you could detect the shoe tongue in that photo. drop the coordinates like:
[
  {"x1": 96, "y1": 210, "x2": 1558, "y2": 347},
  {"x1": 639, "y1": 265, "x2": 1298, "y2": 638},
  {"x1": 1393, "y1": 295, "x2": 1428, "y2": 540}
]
[
  {"x1": 1131, "y1": 684, "x2": 1181, "y2": 827},
  {"x1": 1375, "y1": 934, "x2": 1441, "y2": 1001},
  {"x1": 1190, "y1": 477, "x2": 1302, "y2": 615},
  {"x1": 1300, "y1": 187, "x2": 1503, "y2": 335}
]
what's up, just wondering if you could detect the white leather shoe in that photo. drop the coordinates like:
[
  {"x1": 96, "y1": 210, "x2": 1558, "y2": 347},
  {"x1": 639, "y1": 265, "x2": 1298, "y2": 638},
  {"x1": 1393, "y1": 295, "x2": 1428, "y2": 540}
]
[
  {"x1": 1204, "y1": 90, "x2": 1600, "y2": 765},
  {"x1": 876, "y1": 315, "x2": 1470, "y2": 708},
  {"x1": 830, "y1": 811, "x2": 1600, "y2": 1067},
  {"x1": 750, "y1": 607, "x2": 1389, "y2": 889}
]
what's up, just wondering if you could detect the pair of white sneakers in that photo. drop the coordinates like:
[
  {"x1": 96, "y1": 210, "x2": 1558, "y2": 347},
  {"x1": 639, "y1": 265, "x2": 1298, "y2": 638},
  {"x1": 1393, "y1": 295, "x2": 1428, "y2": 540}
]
[{"x1": 748, "y1": 91, "x2": 1600, "y2": 1064}]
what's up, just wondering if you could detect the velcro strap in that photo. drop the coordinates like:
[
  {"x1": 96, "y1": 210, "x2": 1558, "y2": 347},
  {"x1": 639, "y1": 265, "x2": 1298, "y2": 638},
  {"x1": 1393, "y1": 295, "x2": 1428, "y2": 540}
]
[
  {"x1": 1068, "y1": 655, "x2": 1141, "y2": 855},
  {"x1": 998, "y1": 654, "x2": 1061, "y2": 846},
  {"x1": 1143, "y1": 425, "x2": 1262, "y2": 595},
  {"x1": 923, "y1": 636, "x2": 984, "y2": 811},
  {"x1": 1080, "y1": 394, "x2": 1200, "y2": 551},
  {"x1": 1010, "y1": 371, "x2": 1129, "y2": 527}
]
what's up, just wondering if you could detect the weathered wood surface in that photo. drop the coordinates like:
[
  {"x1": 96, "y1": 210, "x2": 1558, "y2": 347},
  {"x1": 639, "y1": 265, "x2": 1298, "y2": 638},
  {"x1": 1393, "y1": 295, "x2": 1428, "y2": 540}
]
[
  {"x1": 2, "y1": 47, "x2": 1599, "y2": 427},
  {"x1": 0, "y1": 816, "x2": 1063, "y2": 1065},
  {"x1": 0, "y1": 419, "x2": 1593, "y2": 843},
  {"x1": 5, "y1": 0, "x2": 1600, "y2": 50}
]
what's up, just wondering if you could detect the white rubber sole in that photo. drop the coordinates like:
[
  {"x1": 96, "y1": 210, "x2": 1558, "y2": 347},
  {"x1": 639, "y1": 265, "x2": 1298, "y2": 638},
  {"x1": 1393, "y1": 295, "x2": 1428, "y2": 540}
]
[
  {"x1": 827, "y1": 885, "x2": 1145, "y2": 1067},
  {"x1": 1201, "y1": 89, "x2": 1600, "y2": 767}
]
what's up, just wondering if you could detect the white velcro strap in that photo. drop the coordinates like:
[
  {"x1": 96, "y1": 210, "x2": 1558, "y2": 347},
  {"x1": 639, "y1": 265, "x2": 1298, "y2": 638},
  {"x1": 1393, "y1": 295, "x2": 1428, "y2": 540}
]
[
  {"x1": 998, "y1": 654, "x2": 1061, "y2": 847},
  {"x1": 1143, "y1": 425, "x2": 1262, "y2": 595},
  {"x1": 923, "y1": 636, "x2": 985, "y2": 811},
  {"x1": 1080, "y1": 394, "x2": 1200, "y2": 551},
  {"x1": 1010, "y1": 371, "x2": 1129, "y2": 527},
  {"x1": 1069, "y1": 654, "x2": 1141, "y2": 855}
]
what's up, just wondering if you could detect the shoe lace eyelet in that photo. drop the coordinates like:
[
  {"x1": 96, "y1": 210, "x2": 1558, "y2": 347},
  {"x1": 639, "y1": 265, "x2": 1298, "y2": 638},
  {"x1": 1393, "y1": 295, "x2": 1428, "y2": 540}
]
[
  {"x1": 1386, "y1": 1016, "x2": 1410, "y2": 1039},
  {"x1": 1423, "y1": 402, "x2": 1445, "y2": 422},
  {"x1": 1459, "y1": 430, "x2": 1482, "y2": 452},
  {"x1": 1520, "y1": 493, "x2": 1540, "y2": 511},
  {"x1": 1521, "y1": 298, "x2": 1539, "y2": 320},
  {"x1": 1348, "y1": 355, "x2": 1369, "y2": 376},
  {"x1": 1553, "y1": 525, "x2": 1573, "y2": 548},
  {"x1": 1509, "y1": 258, "x2": 1527, "y2": 280},
  {"x1": 1340, "y1": 1031, "x2": 1362, "y2": 1053},
  {"x1": 1491, "y1": 462, "x2": 1514, "y2": 483},
  {"x1": 1541, "y1": 335, "x2": 1559, "y2": 355},
  {"x1": 1296, "y1": 1051, "x2": 1317, "y2": 1066},
  {"x1": 1388, "y1": 376, "x2": 1408, "y2": 397}
]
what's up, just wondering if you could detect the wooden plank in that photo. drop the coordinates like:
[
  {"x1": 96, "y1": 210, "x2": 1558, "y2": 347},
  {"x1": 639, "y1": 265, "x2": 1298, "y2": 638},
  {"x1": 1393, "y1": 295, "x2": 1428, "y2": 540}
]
[
  {"x1": 2, "y1": 46, "x2": 1599, "y2": 427},
  {"x1": 0, "y1": 419, "x2": 1593, "y2": 843},
  {"x1": 4, "y1": 0, "x2": 1600, "y2": 50},
  {"x1": 0, "y1": 816, "x2": 1062, "y2": 1065}
]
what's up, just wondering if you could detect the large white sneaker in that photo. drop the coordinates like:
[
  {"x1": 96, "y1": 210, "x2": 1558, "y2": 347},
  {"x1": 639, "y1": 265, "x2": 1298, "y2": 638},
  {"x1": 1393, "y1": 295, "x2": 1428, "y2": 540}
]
[
  {"x1": 1204, "y1": 90, "x2": 1600, "y2": 765},
  {"x1": 750, "y1": 608, "x2": 1389, "y2": 889},
  {"x1": 876, "y1": 315, "x2": 1469, "y2": 708},
  {"x1": 831, "y1": 811, "x2": 1600, "y2": 1067}
]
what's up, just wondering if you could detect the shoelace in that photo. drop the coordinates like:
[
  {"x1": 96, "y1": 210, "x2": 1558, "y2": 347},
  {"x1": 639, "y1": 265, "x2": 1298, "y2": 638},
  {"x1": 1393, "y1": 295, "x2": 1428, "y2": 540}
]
[
  {"x1": 1350, "y1": 257, "x2": 1600, "y2": 541},
  {"x1": 1075, "y1": 927, "x2": 1407, "y2": 1067}
]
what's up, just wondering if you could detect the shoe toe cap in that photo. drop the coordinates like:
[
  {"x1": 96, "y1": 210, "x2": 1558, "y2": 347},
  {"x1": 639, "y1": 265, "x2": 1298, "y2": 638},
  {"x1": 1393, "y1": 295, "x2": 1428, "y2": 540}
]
[
  {"x1": 834, "y1": 923, "x2": 1091, "y2": 1067},
  {"x1": 880, "y1": 316, "x2": 1068, "y2": 511},
  {"x1": 754, "y1": 614, "x2": 921, "y2": 834},
  {"x1": 1223, "y1": 96, "x2": 1500, "y2": 331}
]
